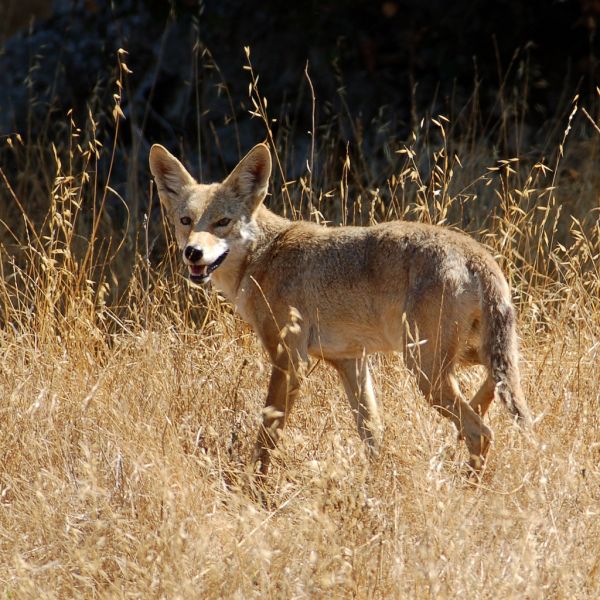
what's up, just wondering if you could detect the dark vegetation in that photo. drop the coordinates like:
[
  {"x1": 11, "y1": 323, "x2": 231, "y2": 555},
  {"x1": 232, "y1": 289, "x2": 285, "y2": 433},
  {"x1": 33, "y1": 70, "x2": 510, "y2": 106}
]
[{"x1": 0, "y1": 0, "x2": 598, "y2": 292}]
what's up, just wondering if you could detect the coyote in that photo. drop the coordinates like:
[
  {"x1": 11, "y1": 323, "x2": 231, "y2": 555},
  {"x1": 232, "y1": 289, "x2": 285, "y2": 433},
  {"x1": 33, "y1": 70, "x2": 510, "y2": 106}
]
[{"x1": 149, "y1": 143, "x2": 531, "y2": 476}]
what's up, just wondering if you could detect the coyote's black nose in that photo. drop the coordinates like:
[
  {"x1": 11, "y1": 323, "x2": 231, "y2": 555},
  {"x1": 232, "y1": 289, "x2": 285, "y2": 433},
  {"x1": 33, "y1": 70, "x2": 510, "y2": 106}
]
[{"x1": 184, "y1": 245, "x2": 203, "y2": 263}]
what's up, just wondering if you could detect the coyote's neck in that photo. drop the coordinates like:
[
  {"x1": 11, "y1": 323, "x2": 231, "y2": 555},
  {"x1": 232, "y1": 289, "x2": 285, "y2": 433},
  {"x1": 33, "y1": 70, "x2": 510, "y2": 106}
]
[
  {"x1": 210, "y1": 204, "x2": 290, "y2": 312},
  {"x1": 253, "y1": 204, "x2": 291, "y2": 240}
]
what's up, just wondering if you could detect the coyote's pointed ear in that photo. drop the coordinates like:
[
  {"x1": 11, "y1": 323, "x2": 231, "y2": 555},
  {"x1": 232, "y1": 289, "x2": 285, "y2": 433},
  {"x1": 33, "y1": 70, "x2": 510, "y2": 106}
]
[
  {"x1": 223, "y1": 143, "x2": 271, "y2": 212},
  {"x1": 149, "y1": 144, "x2": 196, "y2": 210}
]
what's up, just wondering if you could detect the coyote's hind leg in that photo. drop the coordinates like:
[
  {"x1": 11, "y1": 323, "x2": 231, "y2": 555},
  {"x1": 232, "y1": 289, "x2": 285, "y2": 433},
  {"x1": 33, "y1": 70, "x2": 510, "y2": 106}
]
[
  {"x1": 403, "y1": 302, "x2": 493, "y2": 474},
  {"x1": 470, "y1": 375, "x2": 496, "y2": 419}
]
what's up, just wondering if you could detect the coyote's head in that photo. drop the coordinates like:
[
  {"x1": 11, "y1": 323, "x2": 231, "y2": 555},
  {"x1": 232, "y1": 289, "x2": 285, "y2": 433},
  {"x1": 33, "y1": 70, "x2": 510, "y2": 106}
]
[{"x1": 149, "y1": 144, "x2": 271, "y2": 285}]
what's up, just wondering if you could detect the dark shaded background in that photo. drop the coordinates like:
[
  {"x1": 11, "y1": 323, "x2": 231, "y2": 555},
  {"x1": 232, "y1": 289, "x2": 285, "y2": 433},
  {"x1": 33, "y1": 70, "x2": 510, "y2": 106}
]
[{"x1": 0, "y1": 0, "x2": 598, "y2": 242}]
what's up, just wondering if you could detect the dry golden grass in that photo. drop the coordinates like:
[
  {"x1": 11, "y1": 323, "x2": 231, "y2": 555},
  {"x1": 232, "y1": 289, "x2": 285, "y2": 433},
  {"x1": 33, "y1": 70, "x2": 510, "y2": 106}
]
[
  {"x1": 0, "y1": 253, "x2": 598, "y2": 598},
  {"x1": 0, "y1": 62, "x2": 599, "y2": 598}
]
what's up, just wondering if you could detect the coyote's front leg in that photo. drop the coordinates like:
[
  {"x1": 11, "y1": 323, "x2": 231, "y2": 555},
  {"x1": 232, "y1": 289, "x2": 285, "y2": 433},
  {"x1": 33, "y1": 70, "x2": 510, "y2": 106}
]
[
  {"x1": 329, "y1": 356, "x2": 383, "y2": 458},
  {"x1": 253, "y1": 352, "x2": 304, "y2": 476}
]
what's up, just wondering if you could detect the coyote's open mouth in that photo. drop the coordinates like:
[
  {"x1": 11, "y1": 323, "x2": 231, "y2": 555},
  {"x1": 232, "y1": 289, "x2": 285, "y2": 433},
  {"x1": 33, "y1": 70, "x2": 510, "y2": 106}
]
[{"x1": 188, "y1": 250, "x2": 229, "y2": 283}]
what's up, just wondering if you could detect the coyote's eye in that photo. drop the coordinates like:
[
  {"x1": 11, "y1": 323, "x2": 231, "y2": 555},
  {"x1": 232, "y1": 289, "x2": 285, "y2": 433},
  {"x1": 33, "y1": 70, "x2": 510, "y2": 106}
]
[
  {"x1": 180, "y1": 216, "x2": 192, "y2": 226},
  {"x1": 214, "y1": 217, "x2": 231, "y2": 228}
]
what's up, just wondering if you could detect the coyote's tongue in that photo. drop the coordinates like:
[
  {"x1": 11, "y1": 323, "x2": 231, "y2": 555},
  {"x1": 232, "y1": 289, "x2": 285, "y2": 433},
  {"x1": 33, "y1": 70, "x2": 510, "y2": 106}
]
[{"x1": 190, "y1": 265, "x2": 208, "y2": 277}]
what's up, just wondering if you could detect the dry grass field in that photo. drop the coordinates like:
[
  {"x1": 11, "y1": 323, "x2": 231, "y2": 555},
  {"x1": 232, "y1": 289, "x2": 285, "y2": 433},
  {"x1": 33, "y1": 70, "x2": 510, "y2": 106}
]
[{"x1": 0, "y1": 66, "x2": 599, "y2": 597}]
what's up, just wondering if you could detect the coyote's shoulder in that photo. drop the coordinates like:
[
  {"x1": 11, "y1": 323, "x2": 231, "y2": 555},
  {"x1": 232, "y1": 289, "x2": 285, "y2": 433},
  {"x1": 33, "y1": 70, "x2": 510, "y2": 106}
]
[{"x1": 149, "y1": 142, "x2": 532, "y2": 478}]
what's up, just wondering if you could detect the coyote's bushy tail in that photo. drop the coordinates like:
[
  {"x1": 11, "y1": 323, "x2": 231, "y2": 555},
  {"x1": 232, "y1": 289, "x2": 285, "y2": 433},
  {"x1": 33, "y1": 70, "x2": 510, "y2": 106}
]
[{"x1": 477, "y1": 262, "x2": 533, "y2": 428}]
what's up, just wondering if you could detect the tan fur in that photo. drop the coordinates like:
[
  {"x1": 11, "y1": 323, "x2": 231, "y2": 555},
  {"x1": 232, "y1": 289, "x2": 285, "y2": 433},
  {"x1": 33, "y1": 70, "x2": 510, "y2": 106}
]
[{"x1": 149, "y1": 143, "x2": 532, "y2": 477}]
